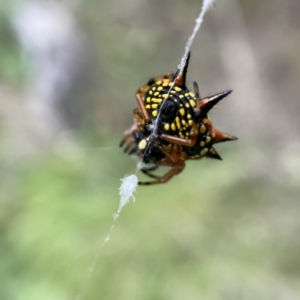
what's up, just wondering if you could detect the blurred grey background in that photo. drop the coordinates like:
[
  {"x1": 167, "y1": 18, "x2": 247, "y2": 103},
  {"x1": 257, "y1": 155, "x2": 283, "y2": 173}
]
[{"x1": 0, "y1": 0, "x2": 300, "y2": 299}]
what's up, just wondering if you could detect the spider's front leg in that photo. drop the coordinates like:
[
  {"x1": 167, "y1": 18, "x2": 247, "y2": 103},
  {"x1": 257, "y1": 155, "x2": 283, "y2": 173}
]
[{"x1": 138, "y1": 157, "x2": 185, "y2": 185}]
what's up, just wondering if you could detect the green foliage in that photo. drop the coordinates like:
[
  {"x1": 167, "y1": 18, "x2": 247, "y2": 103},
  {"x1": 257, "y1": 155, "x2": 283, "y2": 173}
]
[{"x1": 1, "y1": 147, "x2": 300, "y2": 299}]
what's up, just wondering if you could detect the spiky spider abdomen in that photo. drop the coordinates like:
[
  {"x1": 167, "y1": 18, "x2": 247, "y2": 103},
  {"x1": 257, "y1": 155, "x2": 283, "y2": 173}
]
[{"x1": 120, "y1": 52, "x2": 237, "y2": 185}]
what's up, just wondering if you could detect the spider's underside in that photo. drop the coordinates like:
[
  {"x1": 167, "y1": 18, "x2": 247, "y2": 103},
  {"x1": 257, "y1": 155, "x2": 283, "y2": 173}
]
[{"x1": 120, "y1": 52, "x2": 237, "y2": 185}]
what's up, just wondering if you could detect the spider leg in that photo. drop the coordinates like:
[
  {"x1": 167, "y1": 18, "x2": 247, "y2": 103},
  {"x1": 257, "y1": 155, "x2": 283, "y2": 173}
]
[
  {"x1": 128, "y1": 146, "x2": 138, "y2": 155},
  {"x1": 123, "y1": 140, "x2": 136, "y2": 153},
  {"x1": 160, "y1": 134, "x2": 197, "y2": 147},
  {"x1": 135, "y1": 91, "x2": 151, "y2": 122},
  {"x1": 120, "y1": 107, "x2": 147, "y2": 149},
  {"x1": 141, "y1": 165, "x2": 159, "y2": 172},
  {"x1": 133, "y1": 108, "x2": 146, "y2": 127},
  {"x1": 120, "y1": 130, "x2": 133, "y2": 148},
  {"x1": 140, "y1": 165, "x2": 160, "y2": 180},
  {"x1": 120, "y1": 109, "x2": 142, "y2": 148},
  {"x1": 138, "y1": 158, "x2": 185, "y2": 185}
]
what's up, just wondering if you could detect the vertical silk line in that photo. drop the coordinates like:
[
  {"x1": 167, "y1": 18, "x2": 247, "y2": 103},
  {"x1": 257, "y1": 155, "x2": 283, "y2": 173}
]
[
  {"x1": 119, "y1": 0, "x2": 216, "y2": 199},
  {"x1": 179, "y1": 0, "x2": 216, "y2": 69}
]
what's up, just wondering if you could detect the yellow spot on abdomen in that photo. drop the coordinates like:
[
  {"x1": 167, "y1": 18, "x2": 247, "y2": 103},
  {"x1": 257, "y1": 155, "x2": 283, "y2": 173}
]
[
  {"x1": 200, "y1": 141, "x2": 205, "y2": 147},
  {"x1": 179, "y1": 108, "x2": 185, "y2": 116},
  {"x1": 154, "y1": 92, "x2": 159, "y2": 96},
  {"x1": 171, "y1": 123, "x2": 176, "y2": 131},
  {"x1": 200, "y1": 148, "x2": 208, "y2": 156},
  {"x1": 151, "y1": 104, "x2": 158, "y2": 109},
  {"x1": 145, "y1": 104, "x2": 151, "y2": 109},
  {"x1": 206, "y1": 136, "x2": 211, "y2": 143},
  {"x1": 138, "y1": 139, "x2": 147, "y2": 150},
  {"x1": 200, "y1": 125, "x2": 206, "y2": 134},
  {"x1": 175, "y1": 117, "x2": 182, "y2": 130},
  {"x1": 189, "y1": 99, "x2": 196, "y2": 107},
  {"x1": 157, "y1": 86, "x2": 163, "y2": 91},
  {"x1": 175, "y1": 87, "x2": 181, "y2": 92},
  {"x1": 152, "y1": 98, "x2": 162, "y2": 103},
  {"x1": 152, "y1": 110, "x2": 158, "y2": 117},
  {"x1": 188, "y1": 120, "x2": 193, "y2": 126},
  {"x1": 164, "y1": 123, "x2": 170, "y2": 131},
  {"x1": 146, "y1": 97, "x2": 151, "y2": 102}
]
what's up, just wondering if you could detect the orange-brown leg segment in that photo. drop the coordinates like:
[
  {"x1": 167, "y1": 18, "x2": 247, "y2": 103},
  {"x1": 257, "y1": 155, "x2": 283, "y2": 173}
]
[
  {"x1": 120, "y1": 107, "x2": 147, "y2": 149},
  {"x1": 138, "y1": 158, "x2": 185, "y2": 185},
  {"x1": 133, "y1": 108, "x2": 146, "y2": 127},
  {"x1": 160, "y1": 134, "x2": 197, "y2": 147},
  {"x1": 135, "y1": 92, "x2": 150, "y2": 122}
]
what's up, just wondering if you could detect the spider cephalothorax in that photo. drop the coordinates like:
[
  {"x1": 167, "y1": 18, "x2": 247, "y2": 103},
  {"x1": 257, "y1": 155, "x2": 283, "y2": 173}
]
[{"x1": 120, "y1": 52, "x2": 237, "y2": 185}]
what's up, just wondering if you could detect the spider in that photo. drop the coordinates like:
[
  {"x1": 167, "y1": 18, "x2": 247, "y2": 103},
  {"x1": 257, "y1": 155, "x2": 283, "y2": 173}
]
[{"x1": 120, "y1": 52, "x2": 237, "y2": 185}]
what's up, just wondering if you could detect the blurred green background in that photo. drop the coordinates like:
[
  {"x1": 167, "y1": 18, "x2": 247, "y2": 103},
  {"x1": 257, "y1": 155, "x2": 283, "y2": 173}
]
[{"x1": 1, "y1": 0, "x2": 300, "y2": 299}]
